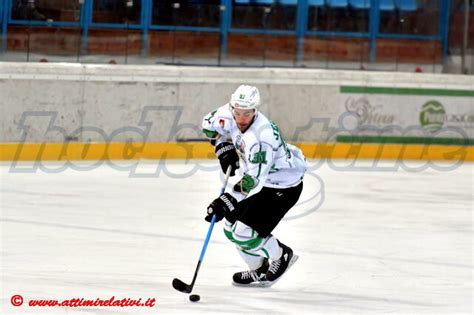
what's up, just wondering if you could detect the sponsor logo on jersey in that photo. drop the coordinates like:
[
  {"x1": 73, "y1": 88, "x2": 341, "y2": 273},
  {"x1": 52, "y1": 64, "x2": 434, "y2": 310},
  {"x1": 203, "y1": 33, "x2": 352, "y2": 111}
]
[{"x1": 219, "y1": 119, "x2": 225, "y2": 128}]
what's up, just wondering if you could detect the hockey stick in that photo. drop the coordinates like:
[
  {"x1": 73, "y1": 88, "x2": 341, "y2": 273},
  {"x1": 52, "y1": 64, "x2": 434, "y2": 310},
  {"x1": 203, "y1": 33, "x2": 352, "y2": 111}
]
[{"x1": 172, "y1": 166, "x2": 232, "y2": 294}]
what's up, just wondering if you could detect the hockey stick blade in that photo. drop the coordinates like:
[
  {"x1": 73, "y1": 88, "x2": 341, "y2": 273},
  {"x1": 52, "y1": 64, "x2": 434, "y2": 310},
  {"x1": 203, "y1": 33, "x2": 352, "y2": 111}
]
[{"x1": 172, "y1": 278, "x2": 192, "y2": 293}]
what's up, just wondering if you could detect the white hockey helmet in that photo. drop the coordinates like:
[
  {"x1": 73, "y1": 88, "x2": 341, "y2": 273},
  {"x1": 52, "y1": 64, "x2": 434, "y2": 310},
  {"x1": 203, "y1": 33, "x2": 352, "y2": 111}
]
[{"x1": 230, "y1": 85, "x2": 261, "y2": 110}]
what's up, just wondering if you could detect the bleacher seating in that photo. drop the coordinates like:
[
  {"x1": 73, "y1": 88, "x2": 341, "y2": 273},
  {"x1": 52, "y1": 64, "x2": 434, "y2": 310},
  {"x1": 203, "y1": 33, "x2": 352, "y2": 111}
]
[{"x1": 0, "y1": 0, "x2": 450, "y2": 69}]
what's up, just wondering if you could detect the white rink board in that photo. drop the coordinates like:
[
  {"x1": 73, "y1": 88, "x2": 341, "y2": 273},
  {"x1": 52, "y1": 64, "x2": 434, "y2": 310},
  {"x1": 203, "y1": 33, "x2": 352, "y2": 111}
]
[
  {"x1": 1, "y1": 63, "x2": 473, "y2": 143},
  {"x1": 0, "y1": 160, "x2": 473, "y2": 314}
]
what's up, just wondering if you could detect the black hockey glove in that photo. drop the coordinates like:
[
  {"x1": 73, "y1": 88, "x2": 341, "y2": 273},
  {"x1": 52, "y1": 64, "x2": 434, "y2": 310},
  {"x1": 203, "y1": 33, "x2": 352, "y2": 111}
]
[
  {"x1": 215, "y1": 142, "x2": 239, "y2": 176},
  {"x1": 205, "y1": 193, "x2": 237, "y2": 223}
]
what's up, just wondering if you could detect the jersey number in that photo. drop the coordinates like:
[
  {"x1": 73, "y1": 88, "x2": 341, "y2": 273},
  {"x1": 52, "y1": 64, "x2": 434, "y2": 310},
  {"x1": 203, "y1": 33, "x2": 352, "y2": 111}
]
[{"x1": 270, "y1": 121, "x2": 291, "y2": 159}]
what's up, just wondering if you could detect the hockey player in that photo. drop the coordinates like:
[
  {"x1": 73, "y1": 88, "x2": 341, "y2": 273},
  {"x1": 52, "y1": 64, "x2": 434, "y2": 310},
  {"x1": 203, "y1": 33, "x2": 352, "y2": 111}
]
[{"x1": 202, "y1": 85, "x2": 307, "y2": 286}]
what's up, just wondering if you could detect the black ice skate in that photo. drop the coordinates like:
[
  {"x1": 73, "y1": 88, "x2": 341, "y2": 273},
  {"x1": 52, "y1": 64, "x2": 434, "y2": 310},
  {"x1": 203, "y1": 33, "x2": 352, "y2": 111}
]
[
  {"x1": 232, "y1": 259, "x2": 269, "y2": 287},
  {"x1": 263, "y1": 241, "x2": 298, "y2": 286}
]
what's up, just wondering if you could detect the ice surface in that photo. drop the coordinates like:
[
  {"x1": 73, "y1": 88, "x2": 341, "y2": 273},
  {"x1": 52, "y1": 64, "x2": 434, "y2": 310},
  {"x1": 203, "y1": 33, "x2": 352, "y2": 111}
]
[{"x1": 1, "y1": 160, "x2": 472, "y2": 314}]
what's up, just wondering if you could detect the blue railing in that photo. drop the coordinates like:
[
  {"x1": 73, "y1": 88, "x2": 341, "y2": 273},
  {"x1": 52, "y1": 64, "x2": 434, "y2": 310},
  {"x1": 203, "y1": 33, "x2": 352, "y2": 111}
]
[{"x1": 0, "y1": 0, "x2": 453, "y2": 63}]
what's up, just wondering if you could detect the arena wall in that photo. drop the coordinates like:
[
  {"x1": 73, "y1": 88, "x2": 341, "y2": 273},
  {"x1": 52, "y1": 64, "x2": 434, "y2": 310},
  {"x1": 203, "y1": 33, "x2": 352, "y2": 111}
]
[{"x1": 1, "y1": 62, "x2": 473, "y2": 161}]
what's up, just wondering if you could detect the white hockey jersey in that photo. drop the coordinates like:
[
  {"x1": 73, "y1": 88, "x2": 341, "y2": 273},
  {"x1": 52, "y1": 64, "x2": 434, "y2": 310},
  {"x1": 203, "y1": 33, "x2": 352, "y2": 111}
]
[{"x1": 202, "y1": 104, "x2": 307, "y2": 199}]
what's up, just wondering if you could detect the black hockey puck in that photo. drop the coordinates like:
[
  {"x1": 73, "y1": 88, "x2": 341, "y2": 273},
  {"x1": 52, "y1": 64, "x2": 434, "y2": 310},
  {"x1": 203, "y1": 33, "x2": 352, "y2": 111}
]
[{"x1": 189, "y1": 294, "x2": 200, "y2": 302}]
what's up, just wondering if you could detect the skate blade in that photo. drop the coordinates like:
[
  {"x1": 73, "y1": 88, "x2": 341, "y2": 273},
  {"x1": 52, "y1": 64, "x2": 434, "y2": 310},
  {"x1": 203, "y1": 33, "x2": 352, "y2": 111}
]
[
  {"x1": 232, "y1": 281, "x2": 270, "y2": 288},
  {"x1": 258, "y1": 254, "x2": 299, "y2": 288},
  {"x1": 231, "y1": 255, "x2": 299, "y2": 288}
]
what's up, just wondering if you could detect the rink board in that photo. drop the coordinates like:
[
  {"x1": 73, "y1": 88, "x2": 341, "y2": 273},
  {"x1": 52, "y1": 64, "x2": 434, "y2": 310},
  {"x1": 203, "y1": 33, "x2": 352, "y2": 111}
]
[
  {"x1": 1, "y1": 63, "x2": 473, "y2": 145},
  {"x1": 1, "y1": 63, "x2": 473, "y2": 162}
]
